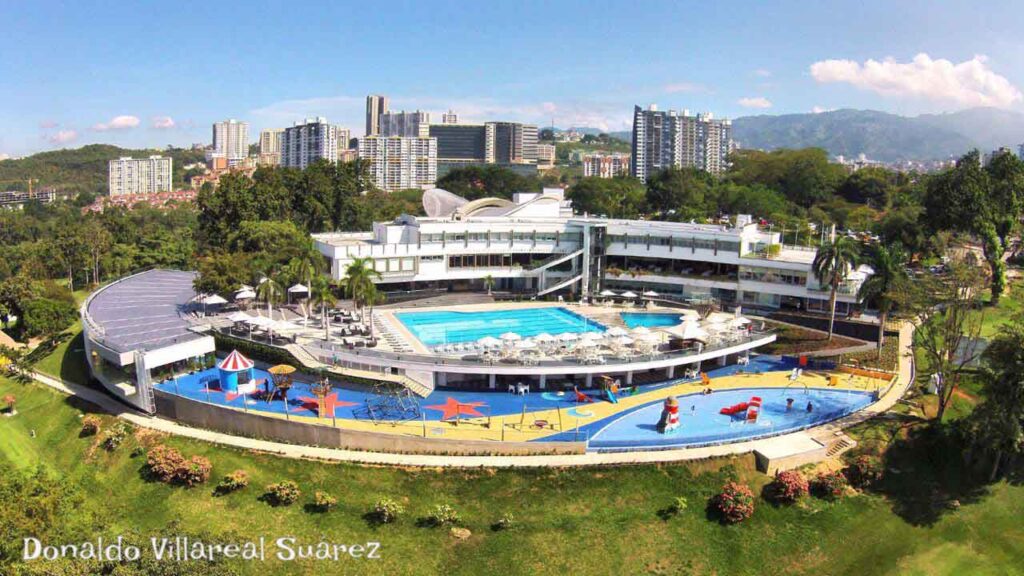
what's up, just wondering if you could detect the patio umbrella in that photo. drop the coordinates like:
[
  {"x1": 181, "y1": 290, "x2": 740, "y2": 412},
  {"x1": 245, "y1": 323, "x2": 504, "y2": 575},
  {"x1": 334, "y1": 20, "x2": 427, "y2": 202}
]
[
  {"x1": 605, "y1": 326, "x2": 629, "y2": 337},
  {"x1": 557, "y1": 332, "x2": 579, "y2": 342},
  {"x1": 500, "y1": 332, "x2": 522, "y2": 342},
  {"x1": 728, "y1": 317, "x2": 751, "y2": 328},
  {"x1": 579, "y1": 332, "x2": 602, "y2": 341},
  {"x1": 678, "y1": 309, "x2": 700, "y2": 320},
  {"x1": 631, "y1": 326, "x2": 651, "y2": 335},
  {"x1": 663, "y1": 322, "x2": 708, "y2": 341},
  {"x1": 239, "y1": 284, "x2": 253, "y2": 291},
  {"x1": 515, "y1": 339, "x2": 537, "y2": 349},
  {"x1": 615, "y1": 336, "x2": 635, "y2": 346},
  {"x1": 227, "y1": 311, "x2": 252, "y2": 323},
  {"x1": 477, "y1": 336, "x2": 502, "y2": 348},
  {"x1": 235, "y1": 288, "x2": 256, "y2": 300},
  {"x1": 642, "y1": 290, "x2": 660, "y2": 298},
  {"x1": 598, "y1": 289, "x2": 617, "y2": 297},
  {"x1": 620, "y1": 291, "x2": 638, "y2": 298},
  {"x1": 196, "y1": 293, "x2": 228, "y2": 305},
  {"x1": 288, "y1": 283, "x2": 308, "y2": 294},
  {"x1": 533, "y1": 333, "x2": 555, "y2": 343},
  {"x1": 575, "y1": 339, "x2": 598, "y2": 348}
]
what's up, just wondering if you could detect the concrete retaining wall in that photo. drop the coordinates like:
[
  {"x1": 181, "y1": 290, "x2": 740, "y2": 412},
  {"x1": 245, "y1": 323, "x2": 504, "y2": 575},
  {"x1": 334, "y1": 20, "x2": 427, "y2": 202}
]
[{"x1": 154, "y1": 391, "x2": 585, "y2": 456}]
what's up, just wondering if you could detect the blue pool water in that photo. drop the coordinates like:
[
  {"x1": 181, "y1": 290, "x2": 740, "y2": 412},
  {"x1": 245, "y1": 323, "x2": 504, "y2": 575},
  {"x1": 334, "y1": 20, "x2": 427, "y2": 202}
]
[
  {"x1": 582, "y1": 387, "x2": 874, "y2": 450},
  {"x1": 620, "y1": 312, "x2": 683, "y2": 329},
  {"x1": 396, "y1": 307, "x2": 606, "y2": 346}
]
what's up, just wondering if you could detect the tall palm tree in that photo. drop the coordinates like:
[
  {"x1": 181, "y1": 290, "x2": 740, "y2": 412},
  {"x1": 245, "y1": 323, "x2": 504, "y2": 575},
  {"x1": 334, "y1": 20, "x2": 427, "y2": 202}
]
[
  {"x1": 857, "y1": 244, "x2": 908, "y2": 358},
  {"x1": 812, "y1": 235, "x2": 861, "y2": 342},
  {"x1": 256, "y1": 271, "x2": 284, "y2": 322},
  {"x1": 341, "y1": 257, "x2": 382, "y2": 336},
  {"x1": 483, "y1": 274, "x2": 495, "y2": 296},
  {"x1": 310, "y1": 275, "x2": 337, "y2": 342}
]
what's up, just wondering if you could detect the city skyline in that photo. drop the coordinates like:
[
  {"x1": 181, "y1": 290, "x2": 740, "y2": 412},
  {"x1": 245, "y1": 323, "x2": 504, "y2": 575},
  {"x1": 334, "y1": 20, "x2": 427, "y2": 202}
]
[{"x1": 3, "y1": 0, "x2": 1024, "y2": 157}]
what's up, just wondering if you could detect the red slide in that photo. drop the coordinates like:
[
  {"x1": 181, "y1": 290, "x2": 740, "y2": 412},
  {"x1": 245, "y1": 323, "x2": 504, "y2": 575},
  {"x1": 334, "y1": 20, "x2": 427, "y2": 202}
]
[
  {"x1": 746, "y1": 397, "x2": 763, "y2": 421},
  {"x1": 575, "y1": 390, "x2": 595, "y2": 403},
  {"x1": 719, "y1": 402, "x2": 749, "y2": 415}
]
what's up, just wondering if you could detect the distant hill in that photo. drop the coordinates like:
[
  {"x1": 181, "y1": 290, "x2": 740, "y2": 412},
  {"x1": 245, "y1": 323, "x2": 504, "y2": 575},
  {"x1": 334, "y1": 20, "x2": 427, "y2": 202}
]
[
  {"x1": 0, "y1": 144, "x2": 205, "y2": 195},
  {"x1": 612, "y1": 107, "x2": 1024, "y2": 162}
]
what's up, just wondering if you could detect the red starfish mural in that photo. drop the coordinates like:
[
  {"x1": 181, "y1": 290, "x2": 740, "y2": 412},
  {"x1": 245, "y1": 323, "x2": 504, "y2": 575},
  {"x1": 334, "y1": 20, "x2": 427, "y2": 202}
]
[
  {"x1": 423, "y1": 397, "x2": 487, "y2": 420},
  {"x1": 201, "y1": 386, "x2": 244, "y2": 402},
  {"x1": 293, "y1": 392, "x2": 358, "y2": 416}
]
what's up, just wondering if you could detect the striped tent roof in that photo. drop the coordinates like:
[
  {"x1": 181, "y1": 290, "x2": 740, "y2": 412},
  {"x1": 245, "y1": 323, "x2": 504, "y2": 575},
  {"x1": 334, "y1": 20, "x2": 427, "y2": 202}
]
[{"x1": 218, "y1": 350, "x2": 254, "y2": 372}]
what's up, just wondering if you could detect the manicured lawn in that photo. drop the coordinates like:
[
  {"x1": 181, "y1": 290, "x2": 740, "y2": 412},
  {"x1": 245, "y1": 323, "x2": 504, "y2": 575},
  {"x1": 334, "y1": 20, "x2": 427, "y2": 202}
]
[
  {"x1": 1, "y1": 376, "x2": 1023, "y2": 576},
  {"x1": 976, "y1": 279, "x2": 1024, "y2": 337},
  {"x1": 30, "y1": 326, "x2": 89, "y2": 386}
]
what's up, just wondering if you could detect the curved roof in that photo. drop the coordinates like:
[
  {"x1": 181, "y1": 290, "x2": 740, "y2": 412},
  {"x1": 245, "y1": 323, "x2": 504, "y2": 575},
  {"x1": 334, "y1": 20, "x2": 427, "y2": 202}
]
[
  {"x1": 422, "y1": 188, "x2": 468, "y2": 218},
  {"x1": 455, "y1": 197, "x2": 516, "y2": 218}
]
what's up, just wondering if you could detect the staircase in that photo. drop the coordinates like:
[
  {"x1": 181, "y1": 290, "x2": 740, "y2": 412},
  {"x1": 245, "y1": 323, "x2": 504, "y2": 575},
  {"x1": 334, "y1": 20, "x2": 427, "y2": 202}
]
[
  {"x1": 824, "y1": 433, "x2": 856, "y2": 459},
  {"x1": 537, "y1": 274, "x2": 583, "y2": 296},
  {"x1": 284, "y1": 342, "x2": 433, "y2": 397},
  {"x1": 526, "y1": 249, "x2": 584, "y2": 275}
]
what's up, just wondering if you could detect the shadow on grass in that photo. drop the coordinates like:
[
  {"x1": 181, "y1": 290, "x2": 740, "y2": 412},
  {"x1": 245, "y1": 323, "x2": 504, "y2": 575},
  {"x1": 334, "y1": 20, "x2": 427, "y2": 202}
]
[{"x1": 875, "y1": 422, "x2": 990, "y2": 526}]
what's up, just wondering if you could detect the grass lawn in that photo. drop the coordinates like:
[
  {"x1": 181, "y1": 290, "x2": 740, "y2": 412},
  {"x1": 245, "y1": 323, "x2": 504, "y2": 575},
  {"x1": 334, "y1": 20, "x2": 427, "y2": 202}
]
[
  {"x1": 1, "y1": 376, "x2": 1023, "y2": 575},
  {"x1": 29, "y1": 326, "x2": 89, "y2": 386},
  {"x1": 976, "y1": 279, "x2": 1024, "y2": 337}
]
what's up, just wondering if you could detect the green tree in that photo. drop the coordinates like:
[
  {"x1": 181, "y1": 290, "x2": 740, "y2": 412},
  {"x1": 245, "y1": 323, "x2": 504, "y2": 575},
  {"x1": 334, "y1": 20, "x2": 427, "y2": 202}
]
[
  {"x1": 482, "y1": 274, "x2": 495, "y2": 296},
  {"x1": 309, "y1": 275, "x2": 337, "y2": 342},
  {"x1": 645, "y1": 168, "x2": 714, "y2": 219},
  {"x1": 436, "y1": 165, "x2": 542, "y2": 200},
  {"x1": 340, "y1": 257, "x2": 382, "y2": 330},
  {"x1": 857, "y1": 244, "x2": 908, "y2": 357},
  {"x1": 568, "y1": 176, "x2": 646, "y2": 218},
  {"x1": 256, "y1": 271, "x2": 284, "y2": 322},
  {"x1": 20, "y1": 298, "x2": 76, "y2": 339},
  {"x1": 811, "y1": 235, "x2": 861, "y2": 341}
]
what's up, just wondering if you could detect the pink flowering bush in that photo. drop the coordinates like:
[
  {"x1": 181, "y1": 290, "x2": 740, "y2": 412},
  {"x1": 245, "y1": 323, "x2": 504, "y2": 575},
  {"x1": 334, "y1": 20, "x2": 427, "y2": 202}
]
[
  {"x1": 812, "y1": 471, "x2": 848, "y2": 500},
  {"x1": 768, "y1": 470, "x2": 809, "y2": 504},
  {"x1": 711, "y1": 481, "x2": 755, "y2": 524}
]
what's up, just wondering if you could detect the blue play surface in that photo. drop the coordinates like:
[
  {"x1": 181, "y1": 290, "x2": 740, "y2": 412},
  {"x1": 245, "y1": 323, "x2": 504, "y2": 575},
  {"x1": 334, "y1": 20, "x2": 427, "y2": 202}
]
[
  {"x1": 620, "y1": 312, "x2": 683, "y2": 329},
  {"x1": 395, "y1": 306, "x2": 606, "y2": 346},
  {"x1": 571, "y1": 387, "x2": 874, "y2": 450}
]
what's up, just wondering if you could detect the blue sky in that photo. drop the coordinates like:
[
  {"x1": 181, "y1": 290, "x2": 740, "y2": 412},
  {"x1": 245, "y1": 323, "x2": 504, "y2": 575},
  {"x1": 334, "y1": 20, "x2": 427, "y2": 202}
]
[{"x1": 2, "y1": 0, "x2": 1024, "y2": 156}]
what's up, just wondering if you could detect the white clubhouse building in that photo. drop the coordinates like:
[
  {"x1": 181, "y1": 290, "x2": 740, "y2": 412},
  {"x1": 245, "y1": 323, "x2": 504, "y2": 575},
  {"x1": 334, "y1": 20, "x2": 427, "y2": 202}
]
[{"x1": 314, "y1": 188, "x2": 869, "y2": 316}]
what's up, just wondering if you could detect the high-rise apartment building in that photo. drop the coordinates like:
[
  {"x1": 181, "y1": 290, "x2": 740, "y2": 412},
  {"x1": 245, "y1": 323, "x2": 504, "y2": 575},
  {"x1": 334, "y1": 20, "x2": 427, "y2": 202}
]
[
  {"x1": 358, "y1": 136, "x2": 437, "y2": 191},
  {"x1": 258, "y1": 129, "x2": 283, "y2": 166},
  {"x1": 280, "y1": 117, "x2": 340, "y2": 169},
  {"x1": 108, "y1": 156, "x2": 173, "y2": 196},
  {"x1": 365, "y1": 94, "x2": 389, "y2": 137},
  {"x1": 485, "y1": 122, "x2": 538, "y2": 164},
  {"x1": 536, "y1": 143, "x2": 556, "y2": 167},
  {"x1": 211, "y1": 119, "x2": 249, "y2": 165},
  {"x1": 442, "y1": 110, "x2": 458, "y2": 125},
  {"x1": 631, "y1": 105, "x2": 733, "y2": 182},
  {"x1": 380, "y1": 110, "x2": 430, "y2": 137},
  {"x1": 583, "y1": 153, "x2": 630, "y2": 178}
]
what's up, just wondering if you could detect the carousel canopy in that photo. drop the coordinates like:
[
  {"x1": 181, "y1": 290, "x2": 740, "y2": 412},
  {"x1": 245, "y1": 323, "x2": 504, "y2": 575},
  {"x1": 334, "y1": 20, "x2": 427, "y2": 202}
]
[{"x1": 218, "y1": 350, "x2": 254, "y2": 372}]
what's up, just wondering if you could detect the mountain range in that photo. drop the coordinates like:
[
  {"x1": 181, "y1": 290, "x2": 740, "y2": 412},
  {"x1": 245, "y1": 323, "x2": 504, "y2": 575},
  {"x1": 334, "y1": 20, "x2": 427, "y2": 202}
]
[{"x1": 600, "y1": 107, "x2": 1024, "y2": 163}]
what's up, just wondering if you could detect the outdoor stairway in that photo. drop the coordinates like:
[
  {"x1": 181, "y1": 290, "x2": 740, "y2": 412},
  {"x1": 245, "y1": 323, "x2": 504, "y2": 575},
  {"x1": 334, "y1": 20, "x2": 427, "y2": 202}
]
[
  {"x1": 526, "y1": 249, "x2": 584, "y2": 275},
  {"x1": 824, "y1": 433, "x2": 856, "y2": 459},
  {"x1": 537, "y1": 273, "x2": 582, "y2": 296}
]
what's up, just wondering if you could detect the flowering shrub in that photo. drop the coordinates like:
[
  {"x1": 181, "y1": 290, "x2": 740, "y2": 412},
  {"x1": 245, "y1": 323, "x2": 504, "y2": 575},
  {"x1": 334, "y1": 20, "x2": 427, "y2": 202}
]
[
  {"x1": 373, "y1": 497, "x2": 404, "y2": 523},
  {"x1": 147, "y1": 445, "x2": 185, "y2": 482},
  {"x1": 844, "y1": 455, "x2": 884, "y2": 488},
  {"x1": 313, "y1": 491, "x2": 338, "y2": 512},
  {"x1": 427, "y1": 504, "x2": 461, "y2": 527},
  {"x1": 812, "y1": 471, "x2": 848, "y2": 500},
  {"x1": 81, "y1": 415, "x2": 101, "y2": 436},
  {"x1": 101, "y1": 422, "x2": 132, "y2": 451},
  {"x1": 216, "y1": 470, "x2": 250, "y2": 494},
  {"x1": 177, "y1": 456, "x2": 212, "y2": 487},
  {"x1": 711, "y1": 481, "x2": 755, "y2": 524},
  {"x1": 768, "y1": 470, "x2": 809, "y2": 504},
  {"x1": 493, "y1": 512, "x2": 516, "y2": 531},
  {"x1": 265, "y1": 481, "x2": 301, "y2": 506}
]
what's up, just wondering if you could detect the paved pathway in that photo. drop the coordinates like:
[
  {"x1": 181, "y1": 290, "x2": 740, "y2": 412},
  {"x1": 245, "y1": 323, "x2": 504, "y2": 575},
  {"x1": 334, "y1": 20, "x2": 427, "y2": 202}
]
[{"x1": 25, "y1": 322, "x2": 915, "y2": 468}]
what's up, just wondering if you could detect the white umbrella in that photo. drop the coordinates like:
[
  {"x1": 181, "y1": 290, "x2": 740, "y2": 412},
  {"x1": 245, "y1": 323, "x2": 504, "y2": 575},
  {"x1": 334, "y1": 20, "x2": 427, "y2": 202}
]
[
  {"x1": 557, "y1": 332, "x2": 579, "y2": 342},
  {"x1": 227, "y1": 311, "x2": 252, "y2": 323},
  {"x1": 235, "y1": 288, "x2": 256, "y2": 300},
  {"x1": 728, "y1": 317, "x2": 751, "y2": 328},
  {"x1": 678, "y1": 309, "x2": 700, "y2": 320},
  {"x1": 245, "y1": 316, "x2": 275, "y2": 328},
  {"x1": 477, "y1": 336, "x2": 502, "y2": 347},
  {"x1": 599, "y1": 289, "x2": 617, "y2": 297},
  {"x1": 515, "y1": 339, "x2": 537, "y2": 349},
  {"x1": 663, "y1": 322, "x2": 709, "y2": 341},
  {"x1": 288, "y1": 283, "x2": 309, "y2": 294},
  {"x1": 637, "y1": 331, "x2": 661, "y2": 341},
  {"x1": 239, "y1": 284, "x2": 253, "y2": 291},
  {"x1": 642, "y1": 290, "x2": 660, "y2": 297},
  {"x1": 615, "y1": 336, "x2": 635, "y2": 346},
  {"x1": 631, "y1": 326, "x2": 651, "y2": 335},
  {"x1": 620, "y1": 291, "x2": 638, "y2": 298},
  {"x1": 196, "y1": 293, "x2": 228, "y2": 305},
  {"x1": 575, "y1": 339, "x2": 598, "y2": 348},
  {"x1": 605, "y1": 326, "x2": 629, "y2": 337},
  {"x1": 579, "y1": 332, "x2": 602, "y2": 341},
  {"x1": 533, "y1": 333, "x2": 555, "y2": 343},
  {"x1": 500, "y1": 332, "x2": 522, "y2": 342}
]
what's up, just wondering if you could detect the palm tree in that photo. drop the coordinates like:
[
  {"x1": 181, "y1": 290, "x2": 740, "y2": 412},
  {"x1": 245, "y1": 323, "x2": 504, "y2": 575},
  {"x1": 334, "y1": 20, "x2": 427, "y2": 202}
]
[
  {"x1": 483, "y1": 274, "x2": 495, "y2": 296},
  {"x1": 811, "y1": 235, "x2": 861, "y2": 342},
  {"x1": 341, "y1": 257, "x2": 382, "y2": 319},
  {"x1": 256, "y1": 271, "x2": 284, "y2": 328},
  {"x1": 857, "y1": 244, "x2": 908, "y2": 358},
  {"x1": 310, "y1": 275, "x2": 337, "y2": 342}
]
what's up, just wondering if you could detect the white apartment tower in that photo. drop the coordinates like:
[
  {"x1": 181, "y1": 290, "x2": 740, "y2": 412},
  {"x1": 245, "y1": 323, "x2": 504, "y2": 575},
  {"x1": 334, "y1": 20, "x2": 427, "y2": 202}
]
[
  {"x1": 108, "y1": 156, "x2": 173, "y2": 196},
  {"x1": 280, "y1": 117, "x2": 340, "y2": 169},
  {"x1": 212, "y1": 119, "x2": 249, "y2": 164},
  {"x1": 583, "y1": 153, "x2": 630, "y2": 178},
  {"x1": 442, "y1": 110, "x2": 458, "y2": 125},
  {"x1": 631, "y1": 105, "x2": 733, "y2": 181},
  {"x1": 258, "y1": 129, "x2": 283, "y2": 166},
  {"x1": 358, "y1": 136, "x2": 437, "y2": 191}
]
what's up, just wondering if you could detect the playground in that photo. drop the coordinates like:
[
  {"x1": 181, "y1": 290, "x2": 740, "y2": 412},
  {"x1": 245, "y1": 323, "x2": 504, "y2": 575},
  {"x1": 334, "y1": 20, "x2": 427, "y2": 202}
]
[{"x1": 153, "y1": 352, "x2": 894, "y2": 448}]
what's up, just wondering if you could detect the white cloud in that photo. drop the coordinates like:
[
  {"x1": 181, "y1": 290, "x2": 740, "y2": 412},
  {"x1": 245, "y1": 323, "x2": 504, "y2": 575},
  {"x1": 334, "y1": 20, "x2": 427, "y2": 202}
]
[
  {"x1": 151, "y1": 116, "x2": 175, "y2": 129},
  {"x1": 811, "y1": 106, "x2": 835, "y2": 114},
  {"x1": 39, "y1": 120, "x2": 58, "y2": 129},
  {"x1": 48, "y1": 129, "x2": 78, "y2": 145},
  {"x1": 754, "y1": 69, "x2": 772, "y2": 78},
  {"x1": 92, "y1": 115, "x2": 140, "y2": 131},
  {"x1": 809, "y1": 53, "x2": 1022, "y2": 108},
  {"x1": 738, "y1": 96, "x2": 773, "y2": 109},
  {"x1": 664, "y1": 82, "x2": 707, "y2": 94}
]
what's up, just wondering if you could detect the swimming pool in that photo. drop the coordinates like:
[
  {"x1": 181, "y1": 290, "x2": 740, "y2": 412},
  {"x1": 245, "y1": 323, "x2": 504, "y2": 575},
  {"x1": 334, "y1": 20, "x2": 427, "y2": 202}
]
[
  {"x1": 585, "y1": 387, "x2": 875, "y2": 450},
  {"x1": 396, "y1": 307, "x2": 606, "y2": 346},
  {"x1": 620, "y1": 312, "x2": 683, "y2": 329}
]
